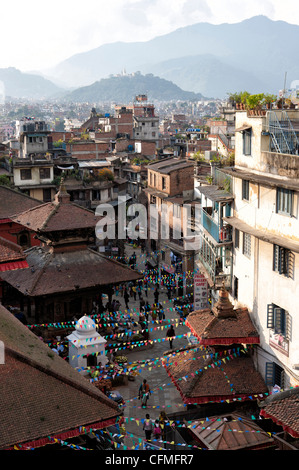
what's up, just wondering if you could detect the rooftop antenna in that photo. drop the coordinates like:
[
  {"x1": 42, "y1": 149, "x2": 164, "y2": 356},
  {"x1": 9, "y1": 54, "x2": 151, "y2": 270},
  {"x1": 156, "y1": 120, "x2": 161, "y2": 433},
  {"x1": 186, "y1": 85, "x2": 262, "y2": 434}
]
[{"x1": 282, "y1": 72, "x2": 287, "y2": 110}]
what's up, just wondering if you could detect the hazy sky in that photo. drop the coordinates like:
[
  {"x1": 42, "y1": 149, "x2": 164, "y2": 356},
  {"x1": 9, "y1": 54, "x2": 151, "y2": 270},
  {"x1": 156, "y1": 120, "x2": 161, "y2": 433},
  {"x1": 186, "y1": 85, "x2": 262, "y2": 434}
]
[{"x1": 3, "y1": 0, "x2": 299, "y2": 72}]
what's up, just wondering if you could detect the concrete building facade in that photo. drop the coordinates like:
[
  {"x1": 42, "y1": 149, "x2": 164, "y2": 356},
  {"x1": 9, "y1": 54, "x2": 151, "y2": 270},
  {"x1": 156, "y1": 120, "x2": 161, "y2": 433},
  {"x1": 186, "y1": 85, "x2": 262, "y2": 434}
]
[{"x1": 223, "y1": 109, "x2": 299, "y2": 391}]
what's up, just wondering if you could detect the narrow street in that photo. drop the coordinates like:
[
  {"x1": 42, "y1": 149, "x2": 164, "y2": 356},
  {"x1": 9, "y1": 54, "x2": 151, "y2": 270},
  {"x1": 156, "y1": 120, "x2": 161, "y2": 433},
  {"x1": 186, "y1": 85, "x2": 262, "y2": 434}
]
[{"x1": 110, "y1": 243, "x2": 192, "y2": 449}]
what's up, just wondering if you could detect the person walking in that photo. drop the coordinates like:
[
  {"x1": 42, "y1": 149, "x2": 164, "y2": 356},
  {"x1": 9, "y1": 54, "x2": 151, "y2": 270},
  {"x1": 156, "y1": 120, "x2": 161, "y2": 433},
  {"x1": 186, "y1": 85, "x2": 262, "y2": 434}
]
[
  {"x1": 153, "y1": 419, "x2": 162, "y2": 441},
  {"x1": 144, "y1": 281, "x2": 148, "y2": 297},
  {"x1": 143, "y1": 414, "x2": 153, "y2": 441},
  {"x1": 159, "y1": 411, "x2": 167, "y2": 442},
  {"x1": 124, "y1": 288, "x2": 130, "y2": 309},
  {"x1": 166, "y1": 324, "x2": 175, "y2": 349},
  {"x1": 137, "y1": 284, "x2": 142, "y2": 300},
  {"x1": 132, "y1": 285, "x2": 137, "y2": 301},
  {"x1": 139, "y1": 379, "x2": 151, "y2": 408}
]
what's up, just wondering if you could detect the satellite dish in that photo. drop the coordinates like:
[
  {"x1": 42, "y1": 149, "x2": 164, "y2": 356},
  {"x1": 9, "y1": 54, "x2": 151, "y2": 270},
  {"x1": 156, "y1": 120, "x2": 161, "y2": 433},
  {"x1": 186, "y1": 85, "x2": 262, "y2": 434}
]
[{"x1": 290, "y1": 90, "x2": 299, "y2": 105}]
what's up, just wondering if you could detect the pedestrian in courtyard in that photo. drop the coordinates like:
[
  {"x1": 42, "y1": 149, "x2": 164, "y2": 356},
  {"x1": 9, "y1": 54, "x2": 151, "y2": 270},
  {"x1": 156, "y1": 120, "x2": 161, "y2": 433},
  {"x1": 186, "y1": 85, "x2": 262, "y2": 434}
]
[
  {"x1": 159, "y1": 411, "x2": 167, "y2": 441},
  {"x1": 137, "y1": 284, "x2": 142, "y2": 299},
  {"x1": 143, "y1": 279, "x2": 148, "y2": 297},
  {"x1": 151, "y1": 304, "x2": 157, "y2": 322},
  {"x1": 124, "y1": 288, "x2": 130, "y2": 309},
  {"x1": 166, "y1": 324, "x2": 175, "y2": 349},
  {"x1": 153, "y1": 419, "x2": 162, "y2": 440},
  {"x1": 140, "y1": 297, "x2": 145, "y2": 311},
  {"x1": 155, "y1": 303, "x2": 164, "y2": 322},
  {"x1": 144, "y1": 301, "x2": 151, "y2": 321},
  {"x1": 143, "y1": 414, "x2": 153, "y2": 441},
  {"x1": 132, "y1": 284, "x2": 137, "y2": 300},
  {"x1": 119, "y1": 283, "x2": 124, "y2": 297},
  {"x1": 139, "y1": 379, "x2": 151, "y2": 407}
]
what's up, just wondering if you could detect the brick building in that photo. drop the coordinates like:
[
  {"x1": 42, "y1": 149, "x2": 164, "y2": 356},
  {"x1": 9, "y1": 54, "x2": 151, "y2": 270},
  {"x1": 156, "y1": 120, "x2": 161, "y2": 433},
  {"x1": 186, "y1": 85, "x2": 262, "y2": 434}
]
[{"x1": 143, "y1": 157, "x2": 199, "y2": 295}]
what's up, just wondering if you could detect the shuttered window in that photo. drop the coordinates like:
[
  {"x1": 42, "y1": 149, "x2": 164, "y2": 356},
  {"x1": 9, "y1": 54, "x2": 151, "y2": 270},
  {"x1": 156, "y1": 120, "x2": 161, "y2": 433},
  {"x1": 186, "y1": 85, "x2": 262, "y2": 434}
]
[
  {"x1": 265, "y1": 362, "x2": 284, "y2": 388},
  {"x1": 276, "y1": 188, "x2": 293, "y2": 216},
  {"x1": 242, "y1": 179, "x2": 250, "y2": 200},
  {"x1": 267, "y1": 303, "x2": 290, "y2": 339},
  {"x1": 273, "y1": 244, "x2": 294, "y2": 278}
]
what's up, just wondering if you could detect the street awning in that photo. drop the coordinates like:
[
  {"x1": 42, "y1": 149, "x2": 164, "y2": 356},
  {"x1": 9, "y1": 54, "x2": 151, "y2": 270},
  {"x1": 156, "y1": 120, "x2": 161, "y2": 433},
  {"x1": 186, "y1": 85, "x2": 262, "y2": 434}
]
[
  {"x1": 235, "y1": 125, "x2": 252, "y2": 132},
  {"x1": 57, "y1": 165, "x2": 74, "y2": 170}
]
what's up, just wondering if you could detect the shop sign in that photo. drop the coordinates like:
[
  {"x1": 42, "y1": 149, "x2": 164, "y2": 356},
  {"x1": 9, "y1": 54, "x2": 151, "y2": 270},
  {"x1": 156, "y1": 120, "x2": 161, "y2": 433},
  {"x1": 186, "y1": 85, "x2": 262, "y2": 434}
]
[{"x1": 194, "y1": 273, "x2": 209, "y2": 309}]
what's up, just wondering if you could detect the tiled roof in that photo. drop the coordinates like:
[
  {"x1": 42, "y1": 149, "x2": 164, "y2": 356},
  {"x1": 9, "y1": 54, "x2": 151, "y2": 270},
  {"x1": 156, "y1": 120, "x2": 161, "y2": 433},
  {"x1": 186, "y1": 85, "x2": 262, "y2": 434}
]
[
  {"x1": 0, "y1": 185, "x2": 41, "y2": 220},
  {"x1": 186, "y1": 307, "x2": 260, "y2": 345},
  {"x1": 0, "y1": 245, "x2": 141, "y2": 296},
  {"x1": 259, "y1": 387, "x2": 299, "y2": 438},
  {"x1": 188, "y1": 413, "x2": 274, "y2": 450},
  {"x1": 0, "y1": 236, "x2": 25, "y2": 263},
  {"x1": 12, "y1": 197, "x2": 100, "y2": 233},
  {"x1": 163, "y1": 348, "x2": 268, "y2": 404},
  {"x1": 146, "y1": 157, "x2": 194, "y2": 174},
  {"x1": 0, "y1": 304, "x2": 120, "y2": 450}
]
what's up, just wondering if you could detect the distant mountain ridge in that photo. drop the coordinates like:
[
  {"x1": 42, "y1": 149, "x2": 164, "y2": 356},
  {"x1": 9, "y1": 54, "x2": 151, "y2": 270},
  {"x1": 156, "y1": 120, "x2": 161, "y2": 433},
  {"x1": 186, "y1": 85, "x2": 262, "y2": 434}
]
[
  {"x1": 47, "y1": 15, "x2": 299, "y2": 98},
  {"x1": 63, "y1": 73, "x2": 206, "y2": 103},
  {"x1": 0, "y1": 67, "x2": 64, "y2": 100}
]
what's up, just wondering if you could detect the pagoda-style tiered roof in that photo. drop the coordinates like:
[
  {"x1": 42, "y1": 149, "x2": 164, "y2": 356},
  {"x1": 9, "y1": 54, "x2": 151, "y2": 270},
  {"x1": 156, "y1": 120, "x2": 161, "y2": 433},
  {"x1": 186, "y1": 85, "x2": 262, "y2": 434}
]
[
  {"x1": 163, "y1": 347, "x2": 268, "y2": 405},
  {"x1": 186, "y1": 285, "x2": 260, "y2": 346}
]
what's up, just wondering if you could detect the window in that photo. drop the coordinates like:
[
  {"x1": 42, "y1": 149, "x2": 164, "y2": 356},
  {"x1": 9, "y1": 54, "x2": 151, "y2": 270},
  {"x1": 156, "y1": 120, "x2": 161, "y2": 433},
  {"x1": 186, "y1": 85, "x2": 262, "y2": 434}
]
[
  {"x1": 43, "y1": 188, "x2": 52, "y2": 202},
  {"x1": 39, "y1": 168, "x2": 51, "y2": 179},
  {"x1": 233, "y1": 275, "x2": 238, "y2": 300},
  {"x1": 267, "y1": 303, "x2": 289, "y2": 336},
  {"x1": 265, "y1": 362, "x2": 284, "y2": 388},
  {"x1": 162, "y1": 177, "x2": 166, "y2": 190},
  {"x1": 242, "y1": 179, "x2": 250, "y2": 200},
  {"x1": 243, "y1": 129, "x2": 252, "y2": 155},
  {"x1": 18, "y1": 232, "x2": 30, "y2": 248},
  {"x1": 20, "y1": 169, "x2": 32, "y2": 180},
  {"x1": 276, "y1": 188, "x2": 293, "y2": 216},
  {"x1": 243, "y1": 232, "x2": 251, "y2": 257},
  {"x1": 235, "y1": 228, "x2": 240, "y2": 249},
  {"x1": 273, "y1": 244, "x2": 294, "y2": 278},
  {"x1": 92, "y1": 190, "x2": 101, "y2": 201}
]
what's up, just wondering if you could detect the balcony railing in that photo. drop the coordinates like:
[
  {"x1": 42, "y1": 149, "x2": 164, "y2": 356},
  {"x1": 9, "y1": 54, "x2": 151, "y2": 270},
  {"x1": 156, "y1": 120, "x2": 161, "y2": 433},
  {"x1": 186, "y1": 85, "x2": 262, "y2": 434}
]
[
  {"x1": 196, "y1": 231, "x2": 232, "y2": 289},
  {"x1": 201, "y1": 208, "x2": 232, "y2": 243}
]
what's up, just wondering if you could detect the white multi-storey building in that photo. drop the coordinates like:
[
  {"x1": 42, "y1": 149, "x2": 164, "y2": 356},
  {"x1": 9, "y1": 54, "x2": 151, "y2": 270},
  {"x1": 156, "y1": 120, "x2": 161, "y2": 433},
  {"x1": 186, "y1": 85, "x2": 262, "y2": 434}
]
[{"x1": 222, "y1": 108, "x2": 299, "y2": 391}]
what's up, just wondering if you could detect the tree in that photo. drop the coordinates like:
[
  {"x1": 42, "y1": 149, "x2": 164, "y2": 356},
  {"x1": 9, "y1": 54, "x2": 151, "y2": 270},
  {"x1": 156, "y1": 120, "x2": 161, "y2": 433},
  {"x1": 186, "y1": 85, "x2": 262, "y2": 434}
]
[{"x1": 0, "y1": 175, "x2": 12, "y2": 187}]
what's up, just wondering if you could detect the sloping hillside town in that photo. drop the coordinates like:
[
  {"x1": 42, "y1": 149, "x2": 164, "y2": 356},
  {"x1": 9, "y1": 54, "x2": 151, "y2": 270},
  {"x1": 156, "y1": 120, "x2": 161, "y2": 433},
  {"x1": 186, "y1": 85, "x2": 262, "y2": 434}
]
[{"x1": 0, "y1": 88, "x2": 299, "y2": 452}]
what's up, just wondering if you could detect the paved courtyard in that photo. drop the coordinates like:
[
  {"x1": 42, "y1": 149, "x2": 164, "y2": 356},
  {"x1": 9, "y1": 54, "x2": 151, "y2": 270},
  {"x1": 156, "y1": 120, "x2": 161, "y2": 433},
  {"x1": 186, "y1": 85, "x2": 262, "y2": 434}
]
[{"x1": 108, "y1": 243, "x2": 192, "y2": 449}]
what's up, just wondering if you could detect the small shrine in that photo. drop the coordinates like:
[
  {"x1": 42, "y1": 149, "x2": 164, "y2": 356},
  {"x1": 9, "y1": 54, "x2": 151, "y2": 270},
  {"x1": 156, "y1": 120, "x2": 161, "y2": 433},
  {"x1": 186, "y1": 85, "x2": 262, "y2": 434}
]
[
  {"x1": 186, "y1": 284, "x2": 260, "y2": 346},
  {"x1": 67, "y1": 315, "x2": 108, "y2": 375}
]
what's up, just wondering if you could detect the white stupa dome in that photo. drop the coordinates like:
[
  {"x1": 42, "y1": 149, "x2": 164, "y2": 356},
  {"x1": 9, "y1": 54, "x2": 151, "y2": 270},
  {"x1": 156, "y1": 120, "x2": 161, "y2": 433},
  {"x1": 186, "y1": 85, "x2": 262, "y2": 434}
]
[{"x1": 75, "y1": 315, "x2": 97, "y2": 336}]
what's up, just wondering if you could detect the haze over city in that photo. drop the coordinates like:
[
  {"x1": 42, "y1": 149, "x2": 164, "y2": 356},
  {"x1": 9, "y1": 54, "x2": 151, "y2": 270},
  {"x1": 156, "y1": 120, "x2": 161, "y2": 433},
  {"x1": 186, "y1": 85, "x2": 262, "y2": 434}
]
[{"x1": 2, "y1": 0, "x2": 299, "y2": 72}]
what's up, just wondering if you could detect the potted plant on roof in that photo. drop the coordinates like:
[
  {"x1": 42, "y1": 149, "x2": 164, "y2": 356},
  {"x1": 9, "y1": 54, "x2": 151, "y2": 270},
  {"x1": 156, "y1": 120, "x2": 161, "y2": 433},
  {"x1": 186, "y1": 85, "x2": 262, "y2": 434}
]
[
  {"x1": 228, "y1": 92, "x2": 240, "y2": 109},
  {"x1": 228, "y1": 91, "x2": 249, "y2": 110},
  {"x1": 240, "y1": 91, "x2": 250, "y2": 110},
  {"x1": 246, "y1": 93, "x2": 265, "y2": 116},
  {"x1": 263, "y1": 93, "x2": 277, "y2": 109}
]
